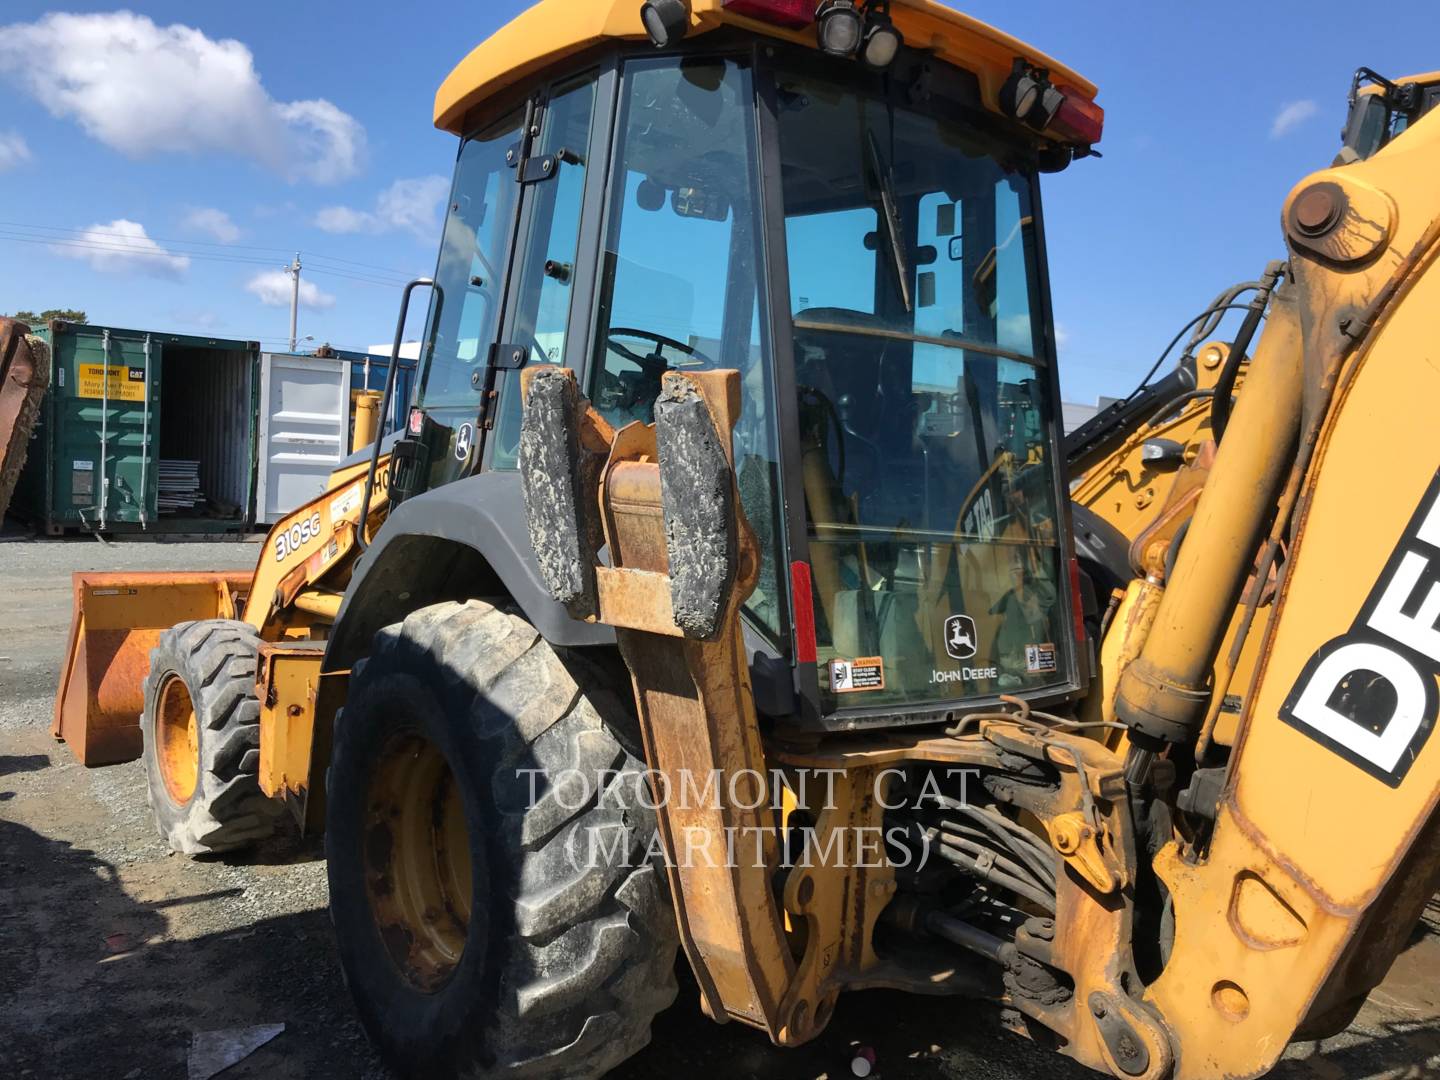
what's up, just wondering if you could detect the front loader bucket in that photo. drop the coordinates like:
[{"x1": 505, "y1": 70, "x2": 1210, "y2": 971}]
[
  {"x1": 0, "y1": 318, "x2": 50, "y2": 520},
  {"x1": 53, "y1": 572, "x2": 251, "y2": 766}
]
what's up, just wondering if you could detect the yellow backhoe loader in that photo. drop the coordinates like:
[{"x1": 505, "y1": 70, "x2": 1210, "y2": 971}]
[{"x1": 50, "y1": 4, "x2": 1440, "y2": 1078}]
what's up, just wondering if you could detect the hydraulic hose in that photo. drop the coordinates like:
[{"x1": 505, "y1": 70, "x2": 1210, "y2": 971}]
[
  {"x1": 1116, "y1": 286, "x2": 1305, "y2": 782},
  {"x1": 1211, "y1": 262, "x2": 1288, "y2": 444},
  {"x1": 929, "y1": 839, "x2": 1058, "y2": 914},
  {"x1": 1066, "y1": 302, "x2": 1250, "y2": 475},
  {"x1": 943, "y1": 821, "x2": 1057, "y2": 887},
  {"x1": 936, "y1": 828, "x2": 1050, "y2": 892},
  {"x1": 927, "y1": 797, "x2": 1060, "y2": 888}
]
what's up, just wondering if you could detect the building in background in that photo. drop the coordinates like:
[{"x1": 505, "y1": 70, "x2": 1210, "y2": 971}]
[{"x1": 1062, "y1": 396, "x2": 1123, "y2": 435}]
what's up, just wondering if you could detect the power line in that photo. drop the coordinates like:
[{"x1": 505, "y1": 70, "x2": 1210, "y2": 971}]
[
  {"x1": 0, "y1": 219, "x2": 425, "y2": 280},
  {"x1": 305, "y1": 265, "x2": 415, "y2": 289},
  {"x1": 304, "y1": 252, "x2": 429, "y2": 278},
  {"x1": 0, "y1": 233, "x2": 419, "y2": 289},
  {"x1": 0, "y1": 228, "x2": 273, "y2": 264},
  {"x1": 0, "y1": 219, "x2": 300, "y2": 256}
]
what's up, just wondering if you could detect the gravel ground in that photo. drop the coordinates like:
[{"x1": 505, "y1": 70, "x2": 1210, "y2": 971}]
[{"x1": 1, "y1": 533, "x2": 1437, "y2": 1079}]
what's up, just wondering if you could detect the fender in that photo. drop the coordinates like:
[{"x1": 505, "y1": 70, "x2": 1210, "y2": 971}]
[
  {"x1": 303, "y1": 470, "x2": 615, "y2": 832},
  {"x1": 324, "y1": 469, "x2": 615, "y2": 676}
]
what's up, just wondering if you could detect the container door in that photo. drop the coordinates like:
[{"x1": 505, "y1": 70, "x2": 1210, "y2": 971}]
[
  {"x1": 56, "y1": 329, "x2": 158, "y2": 529},
  {"x1": 256, "y1": 353, "x2": 352, "y2": 524}
]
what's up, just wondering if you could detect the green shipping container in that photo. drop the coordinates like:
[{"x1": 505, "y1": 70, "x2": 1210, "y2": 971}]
[{"x1": 13, "y1": 322, "x2": 260, "y2": 535}]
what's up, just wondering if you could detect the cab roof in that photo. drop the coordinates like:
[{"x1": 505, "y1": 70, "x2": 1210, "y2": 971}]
[
  {"x1": 434, "y1": 0, "x2": 1098, "y2": 136},
  {"x1": 1356, "y1": 69, "x2": 1440, "y2": 96}
]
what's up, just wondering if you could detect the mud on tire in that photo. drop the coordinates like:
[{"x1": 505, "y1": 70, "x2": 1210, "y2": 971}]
[
  {"x1": 141, "y1": 620, "x2": 284, "y2": 856},
  {"x1": 325, "y1": 599, "x2": 678, "y2": 1080}
]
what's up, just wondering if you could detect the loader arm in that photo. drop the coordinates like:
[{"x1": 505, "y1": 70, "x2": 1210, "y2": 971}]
[
  {"x1": 53, "y1": 451, "x2": 393, "y2": 767},
  {"x1": 239, "y1": 454, "x2": 394, "y2": 637}
]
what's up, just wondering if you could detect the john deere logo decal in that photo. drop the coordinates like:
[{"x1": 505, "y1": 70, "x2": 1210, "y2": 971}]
[
  {"x1": 455, "y1": 423, "x2": 474, "y2": 462},
  {"x1": 944, "y1": 615, "x2": 978, "y2": 661}
]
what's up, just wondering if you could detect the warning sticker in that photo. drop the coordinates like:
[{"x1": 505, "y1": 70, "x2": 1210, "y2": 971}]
[
  {"x1": 329, "y1": 485, "x2": 362, "y2": 523},
  {"x1": 77, "y1": 364, "x2": 146, "y2": 402},
  {"x1": 1025, "y1": 643, "x2": 1058, "y2": 675},
  {"x1": 830, "y1": 657, "x2": 885, "y2": 693}
]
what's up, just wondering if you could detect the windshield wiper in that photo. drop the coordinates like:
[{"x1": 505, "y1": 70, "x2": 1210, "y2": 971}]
[{"x1": 866, "y1": 129, "x2": 912, "y2": 313}]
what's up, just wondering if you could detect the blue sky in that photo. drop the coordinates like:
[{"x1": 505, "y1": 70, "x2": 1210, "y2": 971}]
[{"x1": 0, "y1": 1, "x2": 1436, "y2": 401}]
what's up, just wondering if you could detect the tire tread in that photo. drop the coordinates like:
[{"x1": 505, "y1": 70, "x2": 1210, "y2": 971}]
[
  {"x1": 141, "y1": 619, "x2": 282, "y2": 856},
  {"x1": 330, "y1": 600, "x2": 676, "y2": 1079}
]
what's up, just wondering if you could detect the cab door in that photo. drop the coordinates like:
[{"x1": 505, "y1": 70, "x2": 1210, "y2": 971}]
[
  {"x1": 485, "y1": 70, "x2": 606, "y2": 472},
  {"x1": 403, "y1": 69, "x2": 606, "y2": 497},
  {"x1": 405, "y1": 112, "x2": 525, "y2": 494}
]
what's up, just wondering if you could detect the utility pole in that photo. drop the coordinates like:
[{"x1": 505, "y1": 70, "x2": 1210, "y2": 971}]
[{"x1": 284, "y1": 252, "x2": 302, "y2": 352}]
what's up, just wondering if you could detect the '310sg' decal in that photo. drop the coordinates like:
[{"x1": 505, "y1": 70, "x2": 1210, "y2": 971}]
[
  {"x1": 1281, "y1": 470, "x2": 1440, "y2": 787},
  {"x1": 274, "y1": 512, "x2": 323, "y2": 563}
]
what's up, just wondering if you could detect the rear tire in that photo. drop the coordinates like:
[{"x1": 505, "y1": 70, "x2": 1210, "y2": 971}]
[
  {"x1": 141, "y1": 620, "x2": 283, "y2": 856},
  {"x1": 325, "y1": 600, "x2": 678, "y2": 1080}
]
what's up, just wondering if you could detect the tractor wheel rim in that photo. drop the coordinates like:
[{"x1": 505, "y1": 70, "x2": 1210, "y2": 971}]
[
  {"x1": 365, "y1": 733, "x2": 474, "y2": 993},
  {"x1": 156, "y1": 674, "x2": 200, "y2": 806}
]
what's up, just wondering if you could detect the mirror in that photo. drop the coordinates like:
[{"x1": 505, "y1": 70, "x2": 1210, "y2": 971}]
[{"x1": 636, "y1": 177, "x2": 667, "y2": 211}]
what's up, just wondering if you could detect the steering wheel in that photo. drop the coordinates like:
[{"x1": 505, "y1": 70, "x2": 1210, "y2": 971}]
[{"x1": 605, "y1": 328, "x2": 712, "y2": 370}]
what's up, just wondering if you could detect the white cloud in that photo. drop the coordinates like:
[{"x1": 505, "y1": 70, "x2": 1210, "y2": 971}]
[
  {"x1": 182, "y1": 207, "x2": 241, "y2": 244},
  {"x1": 245, "y1": 269, "x2": 335, "y2": 310},
  {"x1": 1055, "y1": 323, "x2": 1072, "y2": 349},
  {"x1": 313, "y1": 206, "x2": 375, "y2": 234},
  {"x1": 1271, "y1": 100, "x2": 1319, "y2": 139},
  {"x1": 0, "y1": 12, "x2": 365, "y2": 184},
  {"x1": 315, "y1": 176, "x2": 450, "y2": 239},
  {"x1": 171, "y1": 310, "x2": 222, "y2": 331},
  {"x1": 0, "y1": 130, "x2": 31, "y2": 171},
  {"x1": 52, "y1": 220, "x2": 190, "y2": 279}
]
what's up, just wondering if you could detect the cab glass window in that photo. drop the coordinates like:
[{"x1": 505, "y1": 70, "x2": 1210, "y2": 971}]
[
  {"x1": 777, "y1": 67, "x2": 1069, "y2": 712},
  {"x1": 415, "y1": 115, "x2": 523, "y2": 489},
  {"x1": 588, "y1": 56, "x2": 786, "y2": 641},
  {"x1": 491, "y1": 74, "x2": 599, "y2": 468}
]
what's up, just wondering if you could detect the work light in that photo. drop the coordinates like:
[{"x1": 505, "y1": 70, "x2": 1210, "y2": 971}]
[
  {"x1": 1000, "y1": 60, "x2": 1065, "y2": 130},
  {"x1": 1000, "y1": 62, "x2": 1042, "y2": 120},
  {"x1": 816, "y1": 0, "x2": 864, "y2": 58},
  {"x1": 640, "y1": 0, "x2": 690, "y2": 47},
  {"x1": 859, "y1": 3, "x2": 902, "y2": 69}
]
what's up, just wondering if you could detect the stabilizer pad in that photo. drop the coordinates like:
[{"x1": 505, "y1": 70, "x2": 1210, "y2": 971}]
[{"x1": 654, "y1": 374, "x2": 737, "y2": 640}]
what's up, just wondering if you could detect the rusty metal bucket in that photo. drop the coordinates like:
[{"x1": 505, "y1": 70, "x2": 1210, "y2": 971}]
[
  {"x1": 52, "y1": 572, "x2": 252, "y2": 766},
  {"x1": 0, "y1": 318, "x2": 50, "y2": 520}
]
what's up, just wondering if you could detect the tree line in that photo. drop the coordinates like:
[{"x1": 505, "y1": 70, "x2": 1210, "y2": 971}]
[{"x1": 2, "y1": 309, "x2": 88, "y2": 326}]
